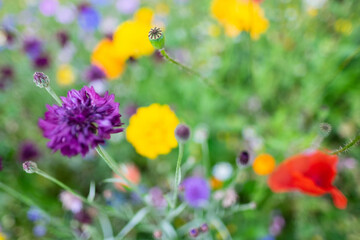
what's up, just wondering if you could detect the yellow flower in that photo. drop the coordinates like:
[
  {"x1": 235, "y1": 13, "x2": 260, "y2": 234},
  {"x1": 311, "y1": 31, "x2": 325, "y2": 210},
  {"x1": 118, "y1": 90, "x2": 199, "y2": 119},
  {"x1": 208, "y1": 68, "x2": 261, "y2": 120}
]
[
  {"x1": 335, "y1": 19, "x2": 353, "y2": 35},
  {"x1": 91, "y1": 39, "x2": 126, "y2": 80},
  {"x1": 0, "y1": 232, "x2": 6, "y2": 240},
  {"x1": 211, "y1": 0, "x2": 269, "y2": 39},
  {"x1": 91, "y1": 8, "x2": 154, "y2": 79},
  {"x1": 126, "y1": 103, "x2": 179, "y2": 159},
  {"x1": 252, "y1": 153, "x2": 275, "y2": 175},
  {"x1": 113, "y1": 8, "x2": 155, "y2": 59},
  {"x1": 56, "y1": 64, "x2": 75, "y2": 86}
]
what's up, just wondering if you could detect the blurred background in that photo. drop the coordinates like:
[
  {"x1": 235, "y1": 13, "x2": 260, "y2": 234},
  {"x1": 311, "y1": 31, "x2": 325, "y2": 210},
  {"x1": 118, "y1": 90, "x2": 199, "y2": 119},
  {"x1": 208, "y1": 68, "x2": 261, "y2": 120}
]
[{"x1": 0, "y1": 0, "x2": 359, "y2": 239}]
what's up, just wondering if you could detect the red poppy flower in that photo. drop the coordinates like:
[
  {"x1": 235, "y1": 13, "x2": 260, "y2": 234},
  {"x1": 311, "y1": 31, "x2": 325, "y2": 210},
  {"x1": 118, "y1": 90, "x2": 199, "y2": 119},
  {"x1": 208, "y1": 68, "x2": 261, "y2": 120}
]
[{"x1": 268, "y1": 151, "x2": 347, "y2": 209}]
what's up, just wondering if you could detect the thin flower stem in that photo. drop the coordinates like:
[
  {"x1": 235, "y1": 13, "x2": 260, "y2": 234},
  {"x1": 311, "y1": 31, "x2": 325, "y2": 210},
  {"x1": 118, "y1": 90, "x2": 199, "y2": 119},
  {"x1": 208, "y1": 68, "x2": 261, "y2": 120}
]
[
  {"x1": 172, "y1": 142, "x2": 184, "y2": 209},
  {"x1": 95, "y1": 146, "x2": 145, "y2": 202},
  {"x1": 34, "y1": 168, "x2": 125, "y2": 219},
  {"x1": 202, "y1": 141, "x2": 210, "y2": 177},
  {"x1": 159, "y1": 49, "x2": 230, "y2": 98},
  {"x1": 45, "y1": 86, "x2": 62, "y2": 105},
  {"x1": 332, "y1": 134, "x2": 360, "y2": 155},
  {"x1": 36, "y1": 169, "x2": 95, "y2": 206}
]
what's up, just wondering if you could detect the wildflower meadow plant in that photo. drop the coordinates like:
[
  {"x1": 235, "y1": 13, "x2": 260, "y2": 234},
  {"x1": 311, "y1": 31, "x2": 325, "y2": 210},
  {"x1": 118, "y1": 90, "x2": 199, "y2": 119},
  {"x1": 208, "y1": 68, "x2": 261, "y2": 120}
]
[{"x1": 1, "y1": 1, "x2": 360, "y2": 239}]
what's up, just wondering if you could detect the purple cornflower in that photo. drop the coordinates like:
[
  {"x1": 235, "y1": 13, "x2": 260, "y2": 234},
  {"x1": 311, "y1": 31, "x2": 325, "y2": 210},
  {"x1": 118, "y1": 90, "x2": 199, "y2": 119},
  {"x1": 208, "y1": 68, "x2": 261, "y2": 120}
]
[
  {"x1": 23, "y1": 37, "x2": 43, "y2": 59},
  {"x1": 19, "y1": 141, "x2": 40, "y2": 162},
  {"x1": 78, "y1": 5, "x2": 100, "y2": 31},
  {"x1": 84, "y1": 65, "x2": 106, "y2": 82},
  {"x1": 182, "y1": 177, "x2": 210, "y2": 208},
  {"x1": 38, "y1": 86, "x2": 123, "y2": 157}
]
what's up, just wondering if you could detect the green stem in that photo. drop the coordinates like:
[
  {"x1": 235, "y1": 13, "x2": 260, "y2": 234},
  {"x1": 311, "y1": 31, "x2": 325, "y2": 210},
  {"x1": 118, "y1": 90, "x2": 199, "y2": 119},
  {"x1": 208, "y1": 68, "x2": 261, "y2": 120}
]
[
  {"x1": 172, "y1": 143, "x2": 184, "y2": 209},
  {"x1": 95, "y1": 146, "x2": 144, "y2": 201},
  {"x1": 332, "y1": 134, "x2": 360, "y2": 155},
  {"x1": 159, "y1": 49, "x2": 229, "y2": 98},
  {"x1": 202, "y1": 141, "x2": 210, "y2": 177},
  {"x1": 45, "y1": 86, "x2": 62, "y2": 105},
  {"x1": 34, "y1": 168, "x2": 125, "y2": 219}
]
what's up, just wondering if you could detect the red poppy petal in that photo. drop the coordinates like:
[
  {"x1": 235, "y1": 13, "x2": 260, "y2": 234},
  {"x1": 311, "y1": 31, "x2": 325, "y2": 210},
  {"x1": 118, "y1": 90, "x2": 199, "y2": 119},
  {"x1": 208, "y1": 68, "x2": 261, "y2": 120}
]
[
  {"x1": 293, "y1": 173, "x2": 327, "y2": 196},
  {"x1": 330, "y1": 188, "x2": 347, "y2": 209}
]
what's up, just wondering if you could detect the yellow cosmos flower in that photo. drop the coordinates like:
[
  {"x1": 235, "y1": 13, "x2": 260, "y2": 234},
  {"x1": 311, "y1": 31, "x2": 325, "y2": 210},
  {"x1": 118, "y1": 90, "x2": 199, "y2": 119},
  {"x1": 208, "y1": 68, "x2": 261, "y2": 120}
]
[
  {"x1": 92, "y1": 39, "x2": 126, "y2": 80},
  {"x1": 91, "y1": 8, "x2": 155, "y2": 80},
  {"x1": 126, "y1": 103, "x2": 179, "y2": 159},
  {"x1": 252, "y1": 153, "x2": 276, "y2": 175},
  {"x1": 56, "y1": 64, "x2": 75, "y2": 86},
  {"x1": 211, "y1": 0, "x2": 269, "y2": 39}
]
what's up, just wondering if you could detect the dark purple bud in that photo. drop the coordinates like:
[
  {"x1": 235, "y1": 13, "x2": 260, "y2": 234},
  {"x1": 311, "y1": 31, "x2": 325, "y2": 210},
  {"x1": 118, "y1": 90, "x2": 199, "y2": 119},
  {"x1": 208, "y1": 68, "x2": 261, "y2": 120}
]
[
  {"x1": 175, "y1": 124, "x2": 191, "y2": 142},
  {"x1": 85, "y1": 65, "x2": 106, "y2": 82},
  {"x1": 74, "y1": 210, "x2": 92, "y2": 224},
  {"x1": 23, "y1": 161, "x2": 38, "y2": 174},
  {"x1": 32, "y1": 53, "x2": 51, "y2": 69},
  {"x1": 199, "y1": 223, "x2": 209, "y2": 233},
  {"x1": 237, "y1": 151, "x2": 250, "y2": 166},
  {"x1": 56, "y1": 30, "x2": 69, "y2": 47},
  {"x1": 0, "y1": 157, "x2": 3, "y2": 171},
  {"x1": 189, "y1": 228, "x2": 199, "y2": 238},
  {"x1": 33, "y1": 72, "x2": 50, "y2": 88},
  {"x1": 19, "y1": 141, "x2": 40, "y2": 162}
]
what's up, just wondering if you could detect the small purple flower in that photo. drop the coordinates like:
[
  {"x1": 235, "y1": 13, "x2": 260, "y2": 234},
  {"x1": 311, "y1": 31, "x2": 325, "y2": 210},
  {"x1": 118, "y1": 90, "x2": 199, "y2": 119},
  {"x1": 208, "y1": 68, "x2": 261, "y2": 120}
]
[
  {"x1": 84, "y1": 65, "x2": 106, "y2": 82},
  {"x1": 78, "y1": 5, "x2": 100, "y2": 31},
  {"x1": 55, "y1": 6, "x2": 76, "y2": 24},
  {"x1": 182, "y1": 177, "x2": 210, "y2": 208},
  {"x1": 19, "y1": 141, "x2": 40, "y2": 162},
  {"x1": 27, "y1": 207, "x2": 43, "y2": 222},
  {"x1": 116, "y1": 0, "x2": 139, "y2": 14},
  {"x1": 189, "y1": 228, "x2": 199, "y2": 238},
  {"x1": 60, "y1": 191, "x2": 83, "y2": 213},
  {"x1": 39, "y1": 0, "x2": 59, "y2": 16},
  {"x1": 38, "y1": 86, "x2": 123, "y2": 157},
  {"x1": 149, "y1": 187, "x2": 167, "y2": 209},
  {"x1": 199, "y1": 223, "x2": 209, "y2": 233},
  {"x1": 33, "y1": 224, "x2": 47, "y2": 237},
  {"x1": 23, "y1": 37, "x2": 43, "y2": 59}
]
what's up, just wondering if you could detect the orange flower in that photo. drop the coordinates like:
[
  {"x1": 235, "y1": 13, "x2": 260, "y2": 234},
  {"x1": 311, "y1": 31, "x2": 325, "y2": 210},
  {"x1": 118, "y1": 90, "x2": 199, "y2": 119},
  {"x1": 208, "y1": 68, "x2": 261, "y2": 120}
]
[
  {"x1": 268, "y1": 151, "x2": 347, "y2": 209},
  {"x1": 253, "y1": 153, "x2": 276, "y2": 175},
  {"x1": 113, "y1": 163, "x2": 141, "y2": 191},
  {"x1": 91, "y1": 39, "x2": 126, "y2": 80}
]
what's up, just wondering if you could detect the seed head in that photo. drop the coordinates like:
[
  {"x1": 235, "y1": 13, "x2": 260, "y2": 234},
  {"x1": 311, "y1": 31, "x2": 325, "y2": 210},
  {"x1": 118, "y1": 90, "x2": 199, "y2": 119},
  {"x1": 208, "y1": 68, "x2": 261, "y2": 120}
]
[
  {"x1": 33, "y1": 72, "x2": 50, "y2": 88},
  {"x1": 23, "y1": 161, "x2": 38, "y2": 174},
  {"x1": 148, "y1": 27, "x2": 165, "y2": 49},
  {"x1": 236, "y1": 150, "x2": 250, "y2": 166}
]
